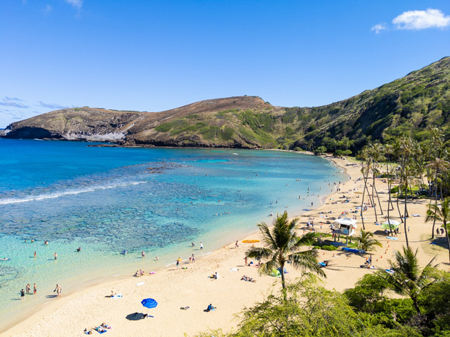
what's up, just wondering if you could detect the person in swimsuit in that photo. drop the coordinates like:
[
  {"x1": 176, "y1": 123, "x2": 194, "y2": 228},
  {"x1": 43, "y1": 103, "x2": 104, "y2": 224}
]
[
  {"x1": 20, "y1": 289, "x2": 25, "y2": 300},
  {"x1": 34, "y1": 283, "x2": 37, "y2": 294}
]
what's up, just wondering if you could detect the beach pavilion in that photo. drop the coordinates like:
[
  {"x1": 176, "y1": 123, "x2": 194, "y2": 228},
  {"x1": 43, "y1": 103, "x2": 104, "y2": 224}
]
[{"x1": 333, "y1": 217, "x2": 357, "y2": 244}]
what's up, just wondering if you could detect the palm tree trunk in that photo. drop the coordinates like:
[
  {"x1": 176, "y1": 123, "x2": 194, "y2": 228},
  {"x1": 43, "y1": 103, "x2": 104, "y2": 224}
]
[
  {"x1": 412, "y1": 296, "x2": 421, "y2": 315},
  {"x1": 404, "y1": 184, "x2": 409, "y2": 248},
  {"x1": 373, "y1": 183, "x2": 384, "y2": 215},
  {"x1": 280, "y1": 261, "x2": 287, "y2": 301},
  {"x1": 396, "y1": 190, "x2": 403, "y2": 222},
  {"x1": 432, "y1": 174, "x2": 438, "y2": 240},
  {"x1": 372, "y1": 174, "x2": 379, "y2": 223},
  {"x1": 361, "y1": 169, "x2": 367, "y2": 230},
  {"x1": 387, "y1": 185, "x2": 392, "y2": 236},
  {"x1": 445, "y1": 221, "x2": 450, "y2": 263}
]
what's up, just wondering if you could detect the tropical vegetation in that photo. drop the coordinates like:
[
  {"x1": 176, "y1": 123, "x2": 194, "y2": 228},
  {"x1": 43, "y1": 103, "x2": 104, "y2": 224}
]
[
  {"x1": 198, "y1": 247, "x2": 450, "y2": 337},
  {"x1": 245, "y1": 212, "x2": 325, "y2": 299}
]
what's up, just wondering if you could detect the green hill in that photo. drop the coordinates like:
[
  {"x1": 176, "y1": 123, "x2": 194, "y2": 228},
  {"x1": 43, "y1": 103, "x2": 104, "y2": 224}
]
[{"x1": 3, "y1": 57, "x2": 450, "y2": 152}]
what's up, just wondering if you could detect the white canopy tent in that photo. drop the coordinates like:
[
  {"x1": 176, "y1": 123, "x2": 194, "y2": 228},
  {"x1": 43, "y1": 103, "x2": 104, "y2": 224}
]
[{"x1": 382, "y1": 219, "x2": 401, "y2": 226}]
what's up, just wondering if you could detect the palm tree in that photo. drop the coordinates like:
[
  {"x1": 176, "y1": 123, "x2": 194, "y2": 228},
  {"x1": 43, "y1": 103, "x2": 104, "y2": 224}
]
[
  {"x1": 384, "y1": 144, "x2": 396, "y2": 235},
  {"x1": 426, "y1": 158, "x2": 450, "y2": 240},
  {"x1": 377, "y1": 246, "x2": 441, "y2": 314},
  {"x1": 358, "y1": 147, "x2": 375, "y2": 230},
  {"x1": 356, "y1": 230, "x2": 382, "y2": 252},
  {"x1": 245, "y1": 212, "x2": 325, "y2": 300},
  {"x1": 426, "y1": 197, "x2": 450, "y2": 262},
  {"x1": 368, "y1": 143, "x2": 385, "y2": 221},
  {"x1": 396, "y1": 137, "x2": 418, "y2": 248}
]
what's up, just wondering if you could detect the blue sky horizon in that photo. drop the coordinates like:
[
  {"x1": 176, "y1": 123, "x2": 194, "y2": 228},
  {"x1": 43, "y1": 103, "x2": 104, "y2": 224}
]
[{"x1": 1, "y1": 0, "x2": 449, "y2": 128}]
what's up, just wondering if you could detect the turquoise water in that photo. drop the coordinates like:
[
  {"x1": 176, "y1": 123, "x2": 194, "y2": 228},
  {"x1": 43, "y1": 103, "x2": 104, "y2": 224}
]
[{"x1": 0, "y1": 139, "x2": 346, "y2": 331}]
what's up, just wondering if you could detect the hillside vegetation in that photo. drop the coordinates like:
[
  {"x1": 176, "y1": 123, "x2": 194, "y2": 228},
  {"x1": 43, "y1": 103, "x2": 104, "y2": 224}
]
[{"x1": 2, "y1": 57, "x2": 450, "y2": 152}]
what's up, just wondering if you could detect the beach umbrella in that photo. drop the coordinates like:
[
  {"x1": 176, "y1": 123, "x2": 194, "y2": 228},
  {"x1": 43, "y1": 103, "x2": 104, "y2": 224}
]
[
  {"x1": 382, "y1": 219, "x2": 401, "y2": 226},
  {"x1": 334, "y1": 217, "x2": 357, "y2": 225},
  {"x1": 141, "y1": 298, "x2": 158, "y2": 317}
]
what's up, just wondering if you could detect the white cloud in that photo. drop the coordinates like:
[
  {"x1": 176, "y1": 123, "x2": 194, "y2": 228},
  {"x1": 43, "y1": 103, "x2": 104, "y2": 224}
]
[
  {"x1": 64, "y1": 0, "x2": 83, "y2": 9},
  {"x1": 38, "y1": 101, "x2": 70, "y2": 110},
  {"x1": 371, "y1": 23, "x2": 387, "y2": 34},
  {"x1": 393, "y1": 8, "x2": 450, "y2": 30},
  {"x1": 0, "y1": 97, "x2": 29, "y2": 108}
]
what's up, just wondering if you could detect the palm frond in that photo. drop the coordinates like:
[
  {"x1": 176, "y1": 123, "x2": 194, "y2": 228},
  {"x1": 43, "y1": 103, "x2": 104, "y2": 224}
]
[
  {"x1": 289, "y1": 250, "x2": 326, "y2": 278},
  {"x1": 246, "y1": 247, "x2": 273, "y2": 260},
  {"x1": 257, "y1": 222, "x2": 277, "y2": 250}
]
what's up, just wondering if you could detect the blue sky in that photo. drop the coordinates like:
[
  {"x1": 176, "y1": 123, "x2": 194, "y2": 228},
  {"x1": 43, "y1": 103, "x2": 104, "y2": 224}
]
[{"x1": 1, "y1": 0, "x2": 449, "y2": 127}]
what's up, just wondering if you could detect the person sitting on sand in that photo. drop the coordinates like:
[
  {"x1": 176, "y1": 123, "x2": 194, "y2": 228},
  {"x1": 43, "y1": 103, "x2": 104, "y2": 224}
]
[
  {"x1": 101, "y1": 322, "x2": 112, "y2": 329},
  {"x1": 84, "y1": 328, "x2": 93, "y2": 335},
  {"x1": 134, "y1": 270, "x2": 139, "y2": 277},
  {"x1": 95, "y1": 326, "x2": 106, "y2": 333}
]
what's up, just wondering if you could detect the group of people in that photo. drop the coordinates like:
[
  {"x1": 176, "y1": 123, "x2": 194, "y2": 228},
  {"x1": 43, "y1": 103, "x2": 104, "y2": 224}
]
[
  {"x1": 20, "y1": 283, "x2": 37, "y2": 299},
  {"x1": 436, "y1": 227, "x2": 446, "y2": 236}
]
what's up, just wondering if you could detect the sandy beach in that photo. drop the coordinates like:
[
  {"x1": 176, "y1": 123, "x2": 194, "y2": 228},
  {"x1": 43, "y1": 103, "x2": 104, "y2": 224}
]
[{"x1": 3, "y1": 156, "x2": 449, "y2": 337}]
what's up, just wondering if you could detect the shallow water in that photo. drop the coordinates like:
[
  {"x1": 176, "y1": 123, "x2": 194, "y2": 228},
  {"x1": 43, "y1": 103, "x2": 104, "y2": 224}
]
[{"x1": 0, "y1": 139, "x2": 346, "y2": 331}]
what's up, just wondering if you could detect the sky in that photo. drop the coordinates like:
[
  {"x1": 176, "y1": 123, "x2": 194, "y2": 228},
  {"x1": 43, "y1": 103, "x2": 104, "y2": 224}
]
[{"x1": 1, "y1": 0, "x2": 450, "y2": 128}]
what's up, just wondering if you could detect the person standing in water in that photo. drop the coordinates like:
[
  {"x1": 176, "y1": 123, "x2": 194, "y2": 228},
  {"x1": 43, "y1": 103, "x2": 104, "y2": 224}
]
[
  {"x1": 20, "y1": 289, "x2": 25, "y2": 300},
  {"x1": 54, "y1": 284, "x2": 62, "y2": 297},
  {"x1": 26, "y1": 283, "x2": 30, "y2": 293},
  {"x1": 54, "y1": 252, "x2": 57, "y2": 260},
  {"x1": 33, "y1": 251, "x2": 37, "y2": 258},
  {"x1": 34, "y1": 283, "x2": 37, "y2": 294},
  {"x1": 200, "y1": 242, "x2": 203, "y2": 250}
]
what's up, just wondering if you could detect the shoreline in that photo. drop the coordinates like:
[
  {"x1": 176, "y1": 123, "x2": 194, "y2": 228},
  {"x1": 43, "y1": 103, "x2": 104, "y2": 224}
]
[
  {"x1": 6, "y1": 154, "x2": 448, "y2": 336},
  {"x1": 1, "y1": 154, "x2": 347, "y2": 336}
]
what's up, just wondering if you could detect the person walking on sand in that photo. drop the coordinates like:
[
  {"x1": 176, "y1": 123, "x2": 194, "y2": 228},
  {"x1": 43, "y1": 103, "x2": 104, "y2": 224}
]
[
  {"x1": 54, "y1": 284, "x2": 62, "y2": 297},
  {"x1": 200, "y1": 242, "x2": 203, "y2": 250},
  {"x1": 191, "y1": 254, "x2": 195, "y2": 263},
  {"x1": 176, "y1": 257, "x2": 181, "y2": 268},
  {"x1": 235, "y1": 240, "x2": 239, "y2": 249},
  {"x1": 34, "y1": 283, "x2": 37, "y2": 294}
]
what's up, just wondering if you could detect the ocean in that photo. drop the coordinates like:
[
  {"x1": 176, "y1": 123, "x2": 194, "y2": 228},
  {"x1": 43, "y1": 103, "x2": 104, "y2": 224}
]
[{"x1": 0, "y1": 138, "x2": 346, "y2": 331}]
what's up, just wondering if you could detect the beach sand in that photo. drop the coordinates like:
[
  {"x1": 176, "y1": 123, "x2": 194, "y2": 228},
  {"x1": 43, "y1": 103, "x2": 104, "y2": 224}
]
[{"x1": 3, "y1": 156, "x2": 449, "y2": 337}]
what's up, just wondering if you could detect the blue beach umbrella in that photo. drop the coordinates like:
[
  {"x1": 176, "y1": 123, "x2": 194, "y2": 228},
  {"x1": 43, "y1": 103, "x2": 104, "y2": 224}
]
[{"x1": 141, "y1": 298, "x2": 158, "y2": 317}]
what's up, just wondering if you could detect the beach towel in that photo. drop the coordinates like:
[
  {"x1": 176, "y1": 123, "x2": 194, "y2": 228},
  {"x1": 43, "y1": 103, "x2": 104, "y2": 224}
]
[
  {"x1": 342, "y1": 247, "x2": 364, "y2": 254},
  {"x1": 229, "y1": 268, "x2": 238, "y2": 272},
  {"x1": 319, "y1": 262, "x2": 327, "y2": 267},
  {"x1": 111, "y1": 294, "x2": 123, "y2": 298},
  {"x1": 386, "y1": 236, "x2": 398, "y2": 240},
  {"x1": 412, "y1": 214, "x2": 420, "y2": 217},
  {"x1": 136, "y1": 282, "x2": 145, "y2": 286}
]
